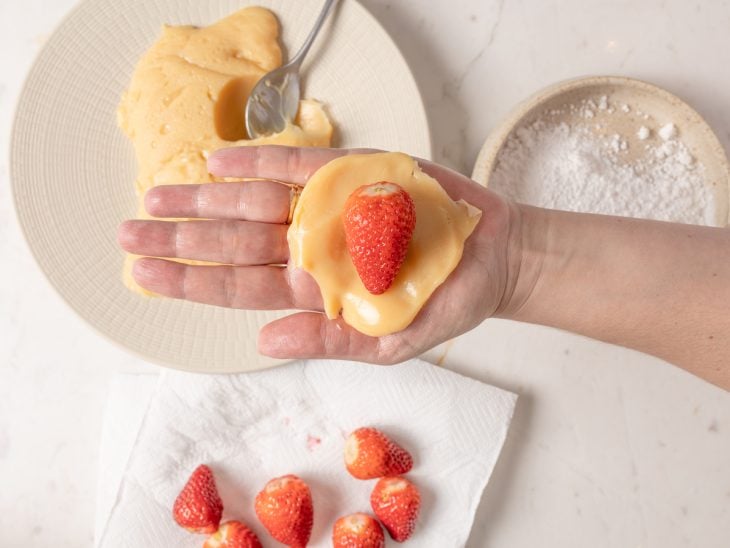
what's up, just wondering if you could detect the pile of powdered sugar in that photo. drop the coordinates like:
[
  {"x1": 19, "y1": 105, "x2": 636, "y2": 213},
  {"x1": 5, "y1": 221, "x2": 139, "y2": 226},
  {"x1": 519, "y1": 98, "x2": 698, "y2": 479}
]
[{"x1": 489, "y1": 97, "x2": 718, "y2": 226}]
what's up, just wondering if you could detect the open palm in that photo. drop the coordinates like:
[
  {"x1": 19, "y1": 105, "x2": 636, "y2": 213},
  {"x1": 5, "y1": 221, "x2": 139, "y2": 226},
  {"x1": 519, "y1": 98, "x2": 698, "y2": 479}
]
[{"x1": 118, "y1": 146, "x2": 516, "y2": 364}]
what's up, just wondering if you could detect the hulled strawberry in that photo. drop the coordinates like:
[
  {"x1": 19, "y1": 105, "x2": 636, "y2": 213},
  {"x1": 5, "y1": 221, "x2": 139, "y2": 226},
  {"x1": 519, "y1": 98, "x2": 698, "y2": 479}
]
[
  {"x1": 332, "y1": 513, "x2": 385, "y2": 548},
  {"x1": 255, "y1": 474, "x2": 313, "y2": 547},
  {"x1": 172, "y1": 464, "x2": 224, "y2": 534},
  {"x1": 342, "y1": 181, "x2": 416, "y2": 295},
  {"x1": 370, "y1": 476, "x2": 421, "y2": 542},
  {"x1": 204, "y1": 520, "x2": 262, "y2": 548},
  {"x1": 345, "y1": 427, "x2": 413, "y2": 480}
]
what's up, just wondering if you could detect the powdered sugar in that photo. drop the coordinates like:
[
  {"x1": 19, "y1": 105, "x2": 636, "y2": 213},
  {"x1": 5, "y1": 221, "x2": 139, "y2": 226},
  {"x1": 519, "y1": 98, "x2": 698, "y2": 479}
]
[
  {"x1": 658, "y1": 122, "x2": 678, "y2": 141},
  {"x1": 489, "y1": 98, "x2": 717, "y2": 225}
]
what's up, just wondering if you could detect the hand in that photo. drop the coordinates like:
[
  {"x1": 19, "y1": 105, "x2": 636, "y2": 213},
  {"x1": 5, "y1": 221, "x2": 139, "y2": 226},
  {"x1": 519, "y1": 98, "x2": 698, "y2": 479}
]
[{"x1": 118, "y1": 146, "x2": 520, "y2": 364}]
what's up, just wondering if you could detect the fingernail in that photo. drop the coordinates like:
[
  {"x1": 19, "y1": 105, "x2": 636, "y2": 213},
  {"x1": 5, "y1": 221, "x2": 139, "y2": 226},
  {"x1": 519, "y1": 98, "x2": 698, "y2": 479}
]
[
  {"x1": 144, "y1": 188, "x2": 163, "y2": 216},
  {"x1": 207, "y1": 146, "x2": 249, "y2": 170},
  {"x1": 258, "y1": 328, "x2": 288, "y2": 358},
  {"x1": 132, "y1": 258, "x2": 163, "y2": 285},
  {"x1": 117, "y1": 220, "x2": 139, "y2": 250}
]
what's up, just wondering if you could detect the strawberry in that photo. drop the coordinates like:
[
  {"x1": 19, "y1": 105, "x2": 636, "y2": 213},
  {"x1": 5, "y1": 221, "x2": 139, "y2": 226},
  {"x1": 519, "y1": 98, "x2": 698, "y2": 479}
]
[
  {"x1": 342, "y1": 181, "x2": 416, "y2": 295},
  {"x1": 204, "y1": 520, "x2": 262, "y2": 548},
  {"x1": 332, "y1": 513, "x2": 385, "y2": 548},
  {"x1": 344, "y1": 427, "x2": 413, "y2": 480},
  {"x1": 172, "y1": 464, "x2": 223, "y2": 534},
  {"x1": 255, "y1": 474, "x2": 313, "y2": 547},
  {"x1": 370, "y1": 476, "x2": 421, "y2": 542}
]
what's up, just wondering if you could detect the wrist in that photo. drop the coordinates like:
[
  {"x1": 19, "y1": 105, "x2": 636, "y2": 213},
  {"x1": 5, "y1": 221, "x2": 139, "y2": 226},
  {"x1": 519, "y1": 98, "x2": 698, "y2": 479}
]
[{"x1": 494, "y1": 203, "x2": 552, "y2": 321}]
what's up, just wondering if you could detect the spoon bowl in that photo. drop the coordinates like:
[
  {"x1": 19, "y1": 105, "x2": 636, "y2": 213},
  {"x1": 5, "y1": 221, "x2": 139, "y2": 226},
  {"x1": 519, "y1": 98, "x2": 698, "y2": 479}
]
[
  {"x1": 245, "y1": 65, "x2": 301, "y2": 137},
  {"x1": 245, "y1": 0, "x2": 338, "y2": 138}
]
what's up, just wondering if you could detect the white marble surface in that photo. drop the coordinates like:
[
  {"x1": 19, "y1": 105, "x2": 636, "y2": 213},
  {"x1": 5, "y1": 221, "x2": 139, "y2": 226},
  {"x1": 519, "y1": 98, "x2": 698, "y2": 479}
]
[{"x1": 1, "y1": 0, "x2": 729, "y2": 546}]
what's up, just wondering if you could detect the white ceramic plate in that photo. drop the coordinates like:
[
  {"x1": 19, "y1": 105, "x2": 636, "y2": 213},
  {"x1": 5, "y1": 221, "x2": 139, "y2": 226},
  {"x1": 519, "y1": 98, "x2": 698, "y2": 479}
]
[{"x1": 11, "y1": 0, "x2": 431, "y2": 373}]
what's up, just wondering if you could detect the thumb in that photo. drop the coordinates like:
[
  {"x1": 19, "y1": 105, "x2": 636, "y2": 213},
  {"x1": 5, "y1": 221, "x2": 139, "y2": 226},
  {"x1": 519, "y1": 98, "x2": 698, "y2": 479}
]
[{"x1": 258, "y1": 312, "x2": 389, "y2": 363}]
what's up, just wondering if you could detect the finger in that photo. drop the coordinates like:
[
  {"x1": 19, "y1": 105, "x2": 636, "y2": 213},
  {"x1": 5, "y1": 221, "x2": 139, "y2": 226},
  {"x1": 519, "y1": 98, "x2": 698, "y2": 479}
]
[
  {"x1": 119, "y1": 220, "x2": 288, "y2": 265},
  {"x1": 132, "y1": 258, "x2": 323, "y2": 310},
  {"x1": 207, "y1": 145, "x2": 377, "y2": 183},
  {"x1": 145, "y1": 180, "x2": 291, "y2": 222},
  {"x1": 258, "y1": 312, "x2": 389, "y2": 362}
]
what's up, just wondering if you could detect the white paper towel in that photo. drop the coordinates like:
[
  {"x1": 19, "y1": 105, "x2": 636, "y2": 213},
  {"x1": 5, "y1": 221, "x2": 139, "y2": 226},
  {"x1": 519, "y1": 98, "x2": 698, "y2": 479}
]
[
  {"x1": 94, "y1": 374, "x2": 159, "y2": 544},
  {"x1": 97, "y1": 359, "x2": 516, "y2": 547}
]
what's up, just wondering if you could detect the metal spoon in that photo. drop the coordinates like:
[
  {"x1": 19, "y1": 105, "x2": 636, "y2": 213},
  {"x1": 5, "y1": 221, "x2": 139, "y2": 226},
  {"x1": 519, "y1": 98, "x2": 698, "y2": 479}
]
[{"x1": 245, "y1": 0, "x2": 338, "y2": 139}]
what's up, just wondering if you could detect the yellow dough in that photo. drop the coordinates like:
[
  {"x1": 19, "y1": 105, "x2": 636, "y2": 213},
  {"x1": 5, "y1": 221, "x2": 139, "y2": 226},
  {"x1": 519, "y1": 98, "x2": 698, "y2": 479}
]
[
  {"x1": 118, "y1": 7, "x2": 333, "y2": 294},
  {"x1": 288, "y1": 152, "x2": 482, "y2": 337}
]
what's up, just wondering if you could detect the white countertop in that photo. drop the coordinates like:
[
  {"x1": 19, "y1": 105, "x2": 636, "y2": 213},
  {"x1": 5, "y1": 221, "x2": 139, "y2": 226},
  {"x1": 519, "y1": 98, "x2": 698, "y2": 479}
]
[{"x1": 1, "y1": 0, "x2": 729, "y2": 546}]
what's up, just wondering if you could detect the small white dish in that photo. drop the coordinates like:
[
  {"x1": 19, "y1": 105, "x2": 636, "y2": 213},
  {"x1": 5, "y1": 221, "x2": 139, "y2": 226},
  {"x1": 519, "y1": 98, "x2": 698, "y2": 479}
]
[{"x1": 472, "y1": 75, "x2": 730, "y2": 226}]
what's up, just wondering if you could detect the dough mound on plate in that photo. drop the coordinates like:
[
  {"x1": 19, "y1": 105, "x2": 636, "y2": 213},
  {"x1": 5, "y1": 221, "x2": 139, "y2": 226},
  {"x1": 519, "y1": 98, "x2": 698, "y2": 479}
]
[{"x1": 118, "y1": 7, "x2": 333, "y2": 294}]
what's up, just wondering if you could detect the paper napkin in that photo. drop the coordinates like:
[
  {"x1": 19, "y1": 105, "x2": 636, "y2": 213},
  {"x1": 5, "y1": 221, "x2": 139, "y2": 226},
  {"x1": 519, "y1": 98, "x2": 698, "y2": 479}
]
[{"x1": 97, "y1": 359, "x2": 516, "y2": 547}]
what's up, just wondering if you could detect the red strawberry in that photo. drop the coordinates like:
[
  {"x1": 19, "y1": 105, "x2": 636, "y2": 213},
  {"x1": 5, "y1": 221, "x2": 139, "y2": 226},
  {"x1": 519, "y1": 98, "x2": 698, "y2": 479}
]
[
  {"x1": 345, "y1": 427, "x2": 413, "y2": 480},
  {"x1": 343, "y1": 181, "x2": 416, "y2": 295},
  {"x1": 255, "y1": 474, "x2": 313, "y2": 547},
  {"x1": 204, "y1": 520, "x2": 262, "y2": 548},
  {"x1": 332, "y1": 513, "x2": 385, "y2": 548},
  {"x1": 370, "y1": 476, "x2": 421, "y2": 542},
  {"x1": 172, "y1": 464, "x2": 223, "y2": 534}
]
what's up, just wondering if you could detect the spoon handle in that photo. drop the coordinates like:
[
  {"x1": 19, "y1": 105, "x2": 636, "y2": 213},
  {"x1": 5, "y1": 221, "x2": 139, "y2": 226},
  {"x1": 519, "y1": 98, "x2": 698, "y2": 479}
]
[{"x1": 289, "y1": 0, "x2": 338, "y2": 68}]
